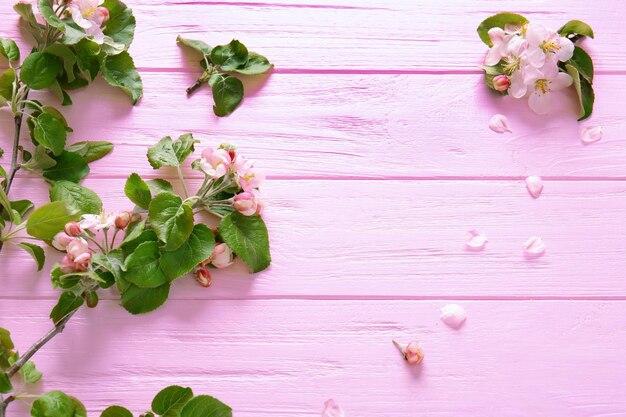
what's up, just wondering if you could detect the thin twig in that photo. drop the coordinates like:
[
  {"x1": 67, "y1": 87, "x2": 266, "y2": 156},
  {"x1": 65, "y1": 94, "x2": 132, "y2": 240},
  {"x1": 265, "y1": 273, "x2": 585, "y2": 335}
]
[{"x1": 0, "y1": 395, "x2": 16, "y2": 417}]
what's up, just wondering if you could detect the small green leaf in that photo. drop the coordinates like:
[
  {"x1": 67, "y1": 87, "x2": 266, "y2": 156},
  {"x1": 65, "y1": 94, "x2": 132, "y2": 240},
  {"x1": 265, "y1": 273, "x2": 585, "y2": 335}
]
[
  {"x1": 211, "y1": 75, "x2": 244, "y2": 117},
  {"x1": 31, "y1": 390, "x2": 87, "y2": 417},
  {"x1": 43, "y1": 151, "x2": 89, "y2": 183},
  {"x1": 18, "y1": 243, "x2": 45, "y2": 271},
  {"x1": 123, "y1": 241, "x2": 168, "y2": 288},
  {"x1": 477, "y1": 13, "x2": 528, "y2": 46},
  {"x1": 101, "y1": 0, "x2": 136, "y2": 50},
  {"x1": 147, "y1": 179, "x2": 174, "y2": 195},
  {"x1": 568, "y1": 46, "x2": 594, "y2": 83},
  {"x1": 180, "y1": 395, "x2": 232, "y2": 417},
  {"x1": 26, "y1": 201, "x2": 79, "y2": 240},
  {"x1": 21, "y1": 52, "x2": 62, "y2": 90},
  {"x1": 102, "y1": 51, "x2": 143, "y2": 104},
  {"x1": 50, "y1": 291, "x2": 84, "y2": 324},
  {"x1": 149, "y1": 192, "x2": 194, "y2": 251},
  {"x1": 0, "y1": 68, "x2": 15, "y2": 101},
  {"x1": 160, "y1": 224, "x2": 215, "y2": 281},
  {"x1": 121, "y1": 282, "x2": 170, "y2": 314},
  {"x1": 176, "y1": 35, "x2": 212, "y2": 56},
  {"x1": 147, "y1": 134, "x2": 197, "y2": 169},
  {"x1": 101, "y1": 405, "x2": 133, "y2": 417},
  {"x1": 172, "y1": 133, "x2": 198, "y2": 163},
  {"x1": 211, "y1": 40, "x2": 248, "y2": 71},
  {"x1": 566, "y1": 63, "x2": 595, "y2": 121},
  {"x1": 50, "y1": 181, "x2": 102, "y2": 214},
  {"x1": 8, "y1": 200, "x2": 34, "y2": 218},
  {"x1": 0, "y1": 372, "x2": 12, "y2": 394},
  {"x1": 125, "y1": 173, "x2": 152, "y2": 209},
  {"x1": 558, "y1": 20, "x2": 594, "y2": 39},
  {"x1": 152, "y1": 385, "x2": 194, "y2": 417},
  {"x1": 0, "y1": 37, "x2": 20, "y2": 62},
  {"x1": 233, "y1": 52, "x2": 273, "y2": 75},
  {"x1": 218, "y1": 212, "x2": 271, "y2": 273},
  {"x1": 66, "y1": 141, "x2": 113, "y2": 163},
  {"x1": 19, "y1": 360, "x2": 43, "y2": 384},
  {"x1": 34, "y1": 112, "x2": 67, "y2": 156}
]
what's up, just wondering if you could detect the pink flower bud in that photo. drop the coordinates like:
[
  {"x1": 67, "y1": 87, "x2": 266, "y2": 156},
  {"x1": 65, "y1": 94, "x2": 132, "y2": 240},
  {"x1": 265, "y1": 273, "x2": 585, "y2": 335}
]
[
  {"x1": 73, "y1": 252, "x2": 92, "y2": 271},
  {"x1": 96, "y1": 6, "x2": 110, "y2": 24},
  {"x1": 66, "y1": 237, "x2": 90, "y2": 260},
  {"x1": 52, "y1": 232, "x2": 74, "y2": 251},
  {"x1": 59, "y1": 255, "x2": 75, "y2": 273},
  {"x1": 64, "y1": 221, "x2": 82, "y2": 237},
  {"x1": 115, "y1": 211, "x2": 133, "y2": 229},
  {"x1": 393, "y1": 339, "x2": 424, "y2": 365},
  {"x1": 210, "y1": 243, "x2": 234, "y2": 269},
  {"x1": 233, "y1": 192, "x2": 258, "y2": 216},
  {"x1": 195, "y1": 268, "x2": 212, "y2": 287},
  {"x1": 492, "y1": 74, "x2": 511, "y2": 92}
]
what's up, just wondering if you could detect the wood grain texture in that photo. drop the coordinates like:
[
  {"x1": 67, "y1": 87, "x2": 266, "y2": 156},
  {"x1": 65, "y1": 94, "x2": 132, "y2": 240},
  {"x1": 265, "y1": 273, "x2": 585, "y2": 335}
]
[
  {"x1": 3, "y1": 72, "x2": 626, "y2": 179},
  {"x1": 3, "y1": 178, "x2": 626, "y2": 299},
  {"x1": 0, "y1": 0, "x2": 620, "y2": 72},
  {"x1": 2, "y1": 299, "x2": 626, "y2": 417}
]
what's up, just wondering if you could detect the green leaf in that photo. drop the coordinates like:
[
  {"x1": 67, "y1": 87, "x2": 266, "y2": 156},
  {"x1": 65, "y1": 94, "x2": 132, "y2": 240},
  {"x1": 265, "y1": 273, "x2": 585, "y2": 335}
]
[
  {"x1": 211, "y1": 40, "x2": 248, "y2": 71},
  {"x1": 218, "y1": 212, "x2": 270, "y2": 273},
  {"x1": 44, "y1": 44, "x2": 77, "y2": 83},
  {"x1": 43, "y1": 151, "x2": 89, "y2": 183},
  {"x1": 0, "y1": 37, "x2": 20, "y2": 62},
  {"x1": 147, "y1": 179, "x2": 174, "y2": 195},
  {"x1": 91, "y1": 251, "x2": 125, "y2": 283},
  {"x1": 558, "y1": 20, "x2": 594, "y2": 39},
  {"x1": 74, "y1": 39, "x2": 102, "y2": 81},
  {"x1": 121, "y1": 219, "x2": 146, "y2": 245},
  {"x1": 125, "y1": 173, "x2": 152, "y2": 209},
  {"x1": 18, "y1": 243, "x2": 45, "y2": 271},
  {"x1": 147, "y1": 134, "x2": 197, "y2": 169},
  {"x1": 176, "y1": 35, "x2": 212, "y2": 56},
  {"x1": 20, "y1": 145, "x2": 57, "y2": 171},
  {"x1": 19, "y1": 360, "x2": 43, "y2": 384},
  {"x1": 121, "y1": 283, "x2": 170, "y2": 314},
  {"x1": 160, "y1": 224, "x2": 215, "y2": 281},
  {"x1": 50, "y1": 181, "x2": 102, "y2": 214},
  {"x1": 31, "y1": 391, "x2": 87, "y2": 417},
  {"x1": 211, "y1": 75, "x2": 244, "y2": 117},
  {"x1": 477, "y1": 13, "x2": 528, "y2": 46},
  {"x1": 100, "y1": 405, "x2": 133, "y2": 417},
  {"x1": 21, "y1": 52, "x2": 62, "y2": 90},
  {"x1": 568, "y1": 46, "x2": 594, "y2": 83},
  {"x1": 180, "y1": 395, "x2": 232, "y2": 417},
  {"x1": 0, "y1": 68, "x2": 15, "y2": 101},
  {"x1": 66, "y1": 141, "x2": 113, "y2": 162},
  {"x1": 149, "y1": 193, "x2": 194, "y2": 251},
  {"x1": 0, "y1": 372, "x2": 12, "y2": 394},
  {"x1": 120, "y1": 229, "x2": 157, "y2": 256},
  {"x1": 50, "y1": 291, "x2": 84, "y2": 324},
  {"x1": 123, "y1": 241, "x2": 168, "y2": 288},
  {"x1": 9, "y1": 200, "x2": 34, "y2": 218},
  {"x1": 34, "y1": 112, "x2": 67, "y2": 156},
  {"x1": 102, "y1": 51, "x2": 143, "y2": 104},
  {"x1": 26, "y1": 201, "x2": 79, "y2": 240},
  {"x1": 0, "y1": 187, "x2": 15, "y2": 224},
  {"x1": 233, "y1": 52, "x2": 273, "y2": 75},
  {"x1": 102, "y1": 0, "x2": 136, "y2": 50},
  {"x1": 38, "y1": 0, "x2": 86, "y2": 45},
  {"x1": 566, "y1": 63, "x2": 595, "y2": 121},
  {"x1": 152, "y1": 385, "x2": 194, "y2": 417}
]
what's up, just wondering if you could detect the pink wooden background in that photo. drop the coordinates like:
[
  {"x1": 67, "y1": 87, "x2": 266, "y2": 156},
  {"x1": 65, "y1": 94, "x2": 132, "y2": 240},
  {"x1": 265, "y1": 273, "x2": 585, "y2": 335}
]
[{"x1": 2, "y1": 0, "x2": 626, "y2": 415}]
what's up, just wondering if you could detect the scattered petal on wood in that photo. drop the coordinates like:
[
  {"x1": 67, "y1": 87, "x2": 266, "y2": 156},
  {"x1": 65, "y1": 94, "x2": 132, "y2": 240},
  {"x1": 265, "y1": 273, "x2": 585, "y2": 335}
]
[
  {"x1": 581, "y1": 126, "x2": 603, "y2": 144},
  {"x1": 524, "y1": 236, "x2": 546, "y2": 258},
  {"x1": 440, "y1": 304, "x2": 467, "y2": 329},
  {"x1": 488, "y1": 114, "x2": 512, "y2": 133},
  {"x1": 322, "y1": 399, "x2": 345, "y2": 417},
  {"x1": 525, "y1": 175, "x2": 543, "y2": 199},
  {"x1": 465, "y1": 229, "x2": 488, "y2": 251}
]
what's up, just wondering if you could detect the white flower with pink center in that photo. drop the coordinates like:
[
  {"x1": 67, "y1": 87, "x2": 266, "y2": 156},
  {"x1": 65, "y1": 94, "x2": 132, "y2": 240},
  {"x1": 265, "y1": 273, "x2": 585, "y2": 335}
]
[
  {"x1": 200, "y1": 147, "x2": 232, "y2": 179},
  {"x1": 68, "y1": 0, "x2": 110, "y2": 44},
  {"x1": 525, "y1": 22, "x2": 574, "y2": 68},
  {"x1": 233, "y1": 156, "x2": 264, "y2": 191},
  {"x1": 524, "y1": 63, "x2": 573, "y2": 114}
]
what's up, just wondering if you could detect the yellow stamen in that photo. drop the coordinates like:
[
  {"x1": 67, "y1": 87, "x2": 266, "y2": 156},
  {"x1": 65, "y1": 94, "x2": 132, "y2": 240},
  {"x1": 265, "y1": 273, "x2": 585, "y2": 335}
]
[
  {"x1": 503, "y1": 55, "x2": 520, "y2": 75},
  {"x1": 535, "y1": 79, "x2": 550, "y2": 94},
  {"x1": 540, "y1": 40, "x2": 561, "y2": 55}
]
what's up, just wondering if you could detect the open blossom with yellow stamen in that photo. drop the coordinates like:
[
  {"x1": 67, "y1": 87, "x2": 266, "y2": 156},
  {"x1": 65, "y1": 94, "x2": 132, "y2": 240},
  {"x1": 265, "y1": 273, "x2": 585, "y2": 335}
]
[
  {"x1": 525, "y1": 22, "x2": 574, "y2": 68},
  {"x1": 68, "y1": 0, "x2": 110, "y2": 44}
]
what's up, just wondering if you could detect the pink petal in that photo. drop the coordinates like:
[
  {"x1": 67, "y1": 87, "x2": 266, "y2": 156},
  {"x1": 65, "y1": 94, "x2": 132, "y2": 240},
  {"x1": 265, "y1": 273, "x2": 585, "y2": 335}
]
[
  {"x1": 525, "y1": 175, "x2": 543, "y2": 198},
  {"x1": 465, "y1": 229, "x2": 488, "y2": 251},
  {"x1": 440, "y1": 304, "x2": 467, "y2": 329},
  {"x1": 524, "y1": 236, "x2": 546, "y2": 258},
  {"x1": 581, "y1": 126, "x2": 603, "y2": 144},
  {"x1": 488, "y1": 114, "x2": 512, "y2": 133},
  {"x1": 322, "y1": 399, "x2": 345, "y2": 417},
  {"x1": 528, "y1": 91, "x2": 552, "y2": 115}
]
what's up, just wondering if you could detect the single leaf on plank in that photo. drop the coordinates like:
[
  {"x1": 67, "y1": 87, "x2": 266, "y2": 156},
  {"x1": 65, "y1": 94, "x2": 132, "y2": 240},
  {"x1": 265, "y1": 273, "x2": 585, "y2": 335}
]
[
  {"x1": 17, "y1": 242, "x2": 45, "y2": 271},
  {"x1": 218, "y1": 212, "x2": 270, "y2": 273},
  {"x1": 160, "y1": 224, "x2": 215, "y2": 281},
  {"x1": 123, "y1": 241, "x2": 168, "y2": 288},
  {"x1": 50, "y1": 181, "x2": 102, "y2": 214},
  {"x1": 152, "y1": 385, "x2": 194, "y2": 417},
  {"x1": 102, "y1": 51, "x2": 143, "y2": 104},
  {"x1": 176, "y1": 35, "x2": 212, "y2": 56},
  {"x1": 211, "y1": 74, "x2": 244, "y2": 117},
  {"x1": 148, "y1": 192, "x2": 194, "y2": 251}
]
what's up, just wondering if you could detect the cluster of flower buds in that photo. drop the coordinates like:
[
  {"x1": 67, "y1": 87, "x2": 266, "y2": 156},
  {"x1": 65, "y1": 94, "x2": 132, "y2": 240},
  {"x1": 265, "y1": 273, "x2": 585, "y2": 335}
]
[
  {"x1": 193, "y1": 241, "x2": 235, "y2": 287},
  {"x1": 484, "y1": 22, "x2": 575, "y2": 114}
]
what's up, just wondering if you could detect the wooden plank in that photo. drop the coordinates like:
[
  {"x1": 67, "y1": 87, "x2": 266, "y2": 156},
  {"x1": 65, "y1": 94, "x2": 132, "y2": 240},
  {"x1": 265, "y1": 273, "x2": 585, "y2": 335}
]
[
  {"x1": 2, "y1": 299, "x2": 626, "y2": 416},
  {"x1": 0, "y1": 0, "x2": 618, "y2": 72},
  {"x1": 3, "y1": 73, "x2": 625, "y2": 179},
  {"x1": 3, "y1": 178, "x2": 626, "y2": 299}
]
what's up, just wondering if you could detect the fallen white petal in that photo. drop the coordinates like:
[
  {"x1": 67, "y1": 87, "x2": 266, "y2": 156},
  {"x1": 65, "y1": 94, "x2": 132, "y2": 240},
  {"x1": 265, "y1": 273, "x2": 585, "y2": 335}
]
[
  {"x1": 525, "y1": 175, "x2": 543, "y2": 199},
  {"x1": 440, "y1": 304, "x2": 467, "y2": 329},
  {"x1": 488, "y1": 114, "x2": 512, "y2": 133},
  {"x1": 322, "y1": 399, "x2": 345, "y2": 417},
  {"x1": 465, "y1": 229, "x2": 488, "y2": 251},
  {"x1": 524, "y1": 236, "x2": 546, "y2": 258},
  {"x1": 581, "y1": 126, "x2": 603, "y2": 144}
]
